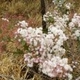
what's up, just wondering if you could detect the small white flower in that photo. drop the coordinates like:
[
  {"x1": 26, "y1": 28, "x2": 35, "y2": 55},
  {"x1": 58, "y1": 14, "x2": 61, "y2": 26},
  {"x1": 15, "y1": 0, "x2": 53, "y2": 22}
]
[
  {"x1": 2, "y1": 18, "x2": 9, "y2": 22},
  {"x1": 18, "y1": 20, "x2": 28, "y2": 28},
  {"x1": 75, "y1": 30, "x2": 80, "y2": 37},
  {"x1": 27, "y1": 62, "x2": 33, "y2": 67},
  {"x1": 67, "y1": 73, "x2": 73, "y2": 80},
  {"x1": 65, "y1": 3, "x2": 71, "y2": 9},
  {"x1": 69, "y1": 22, "x2": 75, "y2": 28}
]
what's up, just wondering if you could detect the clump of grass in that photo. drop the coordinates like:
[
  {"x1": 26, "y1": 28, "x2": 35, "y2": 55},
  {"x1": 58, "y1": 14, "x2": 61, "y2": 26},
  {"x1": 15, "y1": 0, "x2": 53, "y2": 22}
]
[
  {"x1": 0, "y1": 0, "x2": 40, "y2": 17},
  {"x1": 0, "y1": 53, "x2": 48, "y2": 80},
  {"x1": 7, "y1": 0, "x2": 26, "y2": 15},
  {"x1": 0, "y1": 0, "x2": 42, "y2": 26}
]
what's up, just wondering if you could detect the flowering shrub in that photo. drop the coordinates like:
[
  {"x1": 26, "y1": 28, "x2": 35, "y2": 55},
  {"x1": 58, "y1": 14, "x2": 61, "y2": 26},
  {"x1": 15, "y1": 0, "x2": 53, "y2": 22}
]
[
  {"x1": 15, "y1": 0, "x2": 80, "y2": 80},
  {"x1": 15, "y1": 19, "x2": 73, "y2": 79}
]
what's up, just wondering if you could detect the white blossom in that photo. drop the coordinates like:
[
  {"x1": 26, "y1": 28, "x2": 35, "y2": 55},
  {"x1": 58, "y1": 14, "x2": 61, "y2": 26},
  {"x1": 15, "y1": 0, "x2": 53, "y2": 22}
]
[
  {"x1": 2, "y1": 18, "x2": 9, "y2": 22},
  {"x1": 39, "y1": 56, "x2": 72, "y2": 78},
  {"x1": 17, "y1": 20, "x2": 28, "y2": 28},
  {"x1": 65, "y1": 3, "x2": 71, "y2": 10},
  {"x1": 43, "y1": 12, "x2": 54, "y2": 22}
]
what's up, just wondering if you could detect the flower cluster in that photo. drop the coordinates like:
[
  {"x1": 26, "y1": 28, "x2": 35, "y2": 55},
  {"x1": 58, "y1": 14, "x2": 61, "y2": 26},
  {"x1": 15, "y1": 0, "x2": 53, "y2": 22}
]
[
  {"x1": 69, "y1": 13, "x2": 80, "y2": 39},
  {"x1": 17, "y1": 20, "x2": 28, "y2": 28},
  {"x1": 52, "y1": 0, "x2": 66, "y2": 7},
  {"x1": 69, "y1": 13, "x2": 80, "y2": 29},
  {"x1": 43, "y1": 12, "x2": 54, "y2": 23},
  {"x1": 39, "y1": 56, "x2": 73, "y2": 79},
  {"x1": 44, "y1": 11, "x2": 80, "y2": 40},
  {"x1": 15, "y1": 20, "x2": 73, "y2": 79},
  {"x1": 53, "y1": 14, "x2": 69, "y2": 31},
  {"x1": 16, "y1": 21, "x2": 67, "y2": 56},
  {"x1": 2, "y1": 18, "x2": 9, "y2": 22},
  {"x1": 52, "y1": 0, "x2": 73, "y2": 14},
  {"x1": 65, "y1": 3, "x2": 71, "y2": 10}
]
